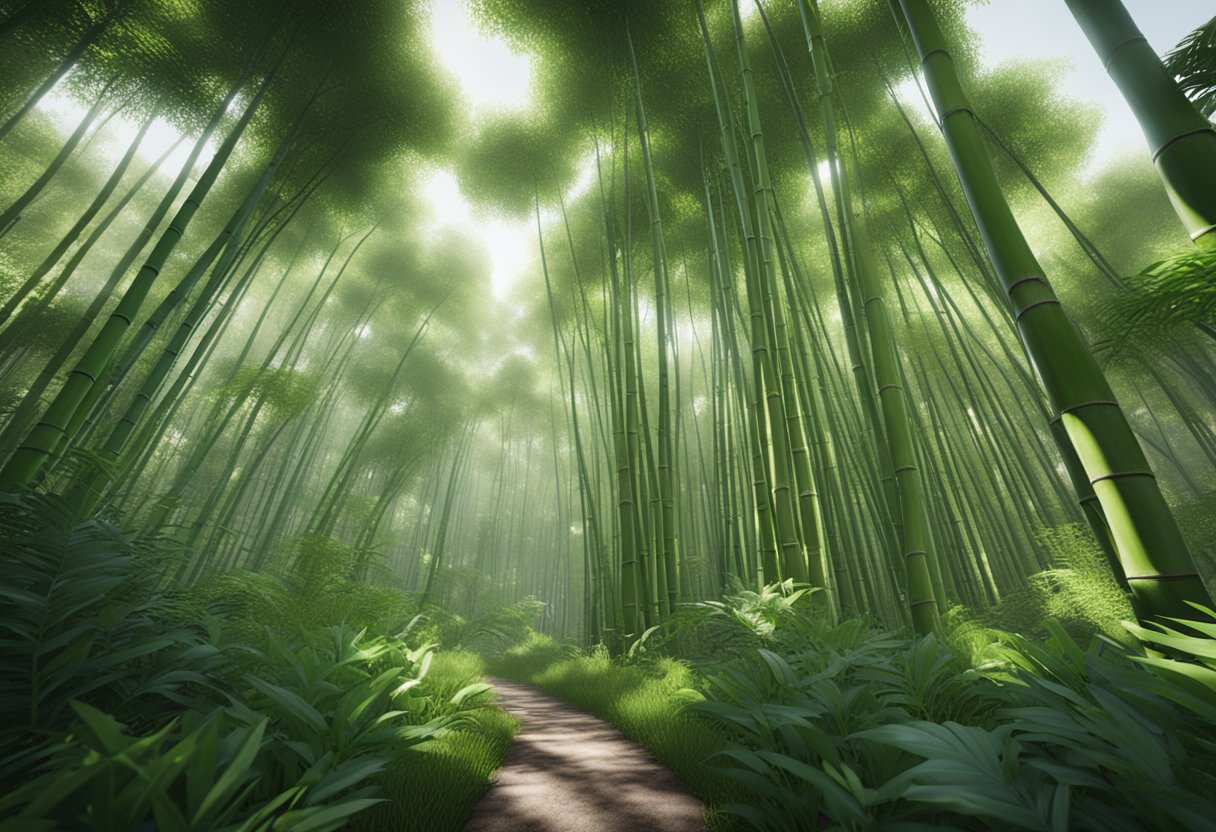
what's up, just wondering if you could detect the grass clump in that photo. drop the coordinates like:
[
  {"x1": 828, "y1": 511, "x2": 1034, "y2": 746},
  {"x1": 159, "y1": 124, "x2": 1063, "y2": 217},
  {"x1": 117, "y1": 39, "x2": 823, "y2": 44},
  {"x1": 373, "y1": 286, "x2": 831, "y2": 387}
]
[{"x1": 354, "y1": 650, "x2": 518, "y2": 832}]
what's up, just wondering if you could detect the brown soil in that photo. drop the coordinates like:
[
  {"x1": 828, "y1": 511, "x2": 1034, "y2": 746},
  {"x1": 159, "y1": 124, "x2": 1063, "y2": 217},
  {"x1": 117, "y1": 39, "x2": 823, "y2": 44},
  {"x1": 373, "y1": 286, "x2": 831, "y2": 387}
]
[{"x1": 463, "y1": 677, "x2": 708, "y2": 832}]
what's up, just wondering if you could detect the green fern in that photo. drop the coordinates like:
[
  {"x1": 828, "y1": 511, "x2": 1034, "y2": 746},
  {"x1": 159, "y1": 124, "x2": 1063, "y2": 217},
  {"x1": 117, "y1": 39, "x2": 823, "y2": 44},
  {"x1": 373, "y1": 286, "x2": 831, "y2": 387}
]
[{"x1": 0, "y1": 493, "x2": 220, "y2": 775}]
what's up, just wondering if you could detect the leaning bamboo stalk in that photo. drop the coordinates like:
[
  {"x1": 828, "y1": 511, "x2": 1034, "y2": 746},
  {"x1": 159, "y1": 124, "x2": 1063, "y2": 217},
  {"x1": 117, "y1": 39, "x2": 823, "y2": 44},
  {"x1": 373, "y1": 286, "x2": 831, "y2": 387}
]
[{"x1": 899, "y1": 0, "x2": 1212, "y2": 622}]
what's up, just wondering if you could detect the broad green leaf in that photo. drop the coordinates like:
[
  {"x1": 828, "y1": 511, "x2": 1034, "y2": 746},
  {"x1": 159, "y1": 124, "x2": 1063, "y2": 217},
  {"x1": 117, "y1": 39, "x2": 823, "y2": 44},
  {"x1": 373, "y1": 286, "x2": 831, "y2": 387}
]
[{"x1": 244, "y1": 675, "x2": 328, "y2": 735}]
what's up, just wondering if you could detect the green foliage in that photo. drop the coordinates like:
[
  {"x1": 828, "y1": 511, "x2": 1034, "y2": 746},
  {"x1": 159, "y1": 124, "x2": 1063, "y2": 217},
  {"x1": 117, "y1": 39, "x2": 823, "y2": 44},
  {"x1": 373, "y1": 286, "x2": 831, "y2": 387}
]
[
  {"x1": 417, "y1": 597, "x2": 547, "y2": 654},
  {"x1": 955, "y1": 524, "x2": 1135, "y2": 644},
  {"x1": 353, "y1": 706, "x2": 518, "y2": 832},
  {"x1": 213, "y1": 366, "x2": 320, "y2": 423},
  {"x1": 0, "y1": 493, "x2": 221, "y2": 776},
  {"x1": 0, "y1": 703, "x2": 299, "y2": 832},
  {"x1": 1170, "y1": 493, "x2": 1216, "y2": 587},
  {"x1": 0, "y1": 625, "x2": 464, "y2": 831},
  {"x1": 0, "y1": 626, "x2": 453, "y2": 832},
  {"x1": 484, "y1": 629, "x2": 579, "y2": 678},
  {"x1": 0, "y1": 500, "x2": 512, "y2": 831},
  {"x1": 646, "y1": 579, "x2": 828, "y2": 663},
  {"x1": 195, "y1": 535, "x2": 415, "y2": 644},
  {"x1": 5, "y1": 0, "x2": 1216, "y2": 827},
  {"x1": 685, "y1": 601, "x2": 1216, "y2": 831},
  {"x1": 1099, "y1": 249, "x2": 1216, "y2": 352},
  {"x1": 1165, "y1": 15, "x2": 1216, "y2": 117},
  {"x1": 352, "y1": 651, "x2": 519, "y2": 832},
  {"x1": 1124, "y1": 603, "x2": 1216, "y2": 720},
  {"x1": 476, "y1": 585, "x2": 1216, "y2": 832}
]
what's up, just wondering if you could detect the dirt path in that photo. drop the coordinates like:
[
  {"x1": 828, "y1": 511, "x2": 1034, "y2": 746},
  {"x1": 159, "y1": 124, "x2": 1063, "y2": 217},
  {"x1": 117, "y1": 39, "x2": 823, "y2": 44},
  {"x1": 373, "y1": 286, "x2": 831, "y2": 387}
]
[{"x1": 463, "y1": 677, "x2": 708, "y2": 832}]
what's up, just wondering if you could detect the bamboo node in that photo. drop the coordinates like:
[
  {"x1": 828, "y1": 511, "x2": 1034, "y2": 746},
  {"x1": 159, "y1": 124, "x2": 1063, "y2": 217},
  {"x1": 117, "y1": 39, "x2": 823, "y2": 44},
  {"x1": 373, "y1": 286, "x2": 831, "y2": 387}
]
[
  {"x1": 1058, "y1": 400, "x2": 1119, "y2": 415},
  {"x1": 939, "y1": 105, "x2": 974, "y2": 121},
  {"x1": 1151, "y1": 126, "x2": 1216, "y2": 161},
  {"x1": 1006, "y1": 274, "x2": 1049, "y2": 294},
  {"x1": 1102, "y1": 35, "x2": 1149, "y2": 71},
  {"x1": 1014, "y1": 298, "x2": 1061, "y2": 322},
  {"x1": 1090, "y1": 470, "x2": 1155, "y2": 484},
  {"x1": 920, "y1": 47, "x2": 951, "y2": 66},
  {"x1": 1125, "y1": 572, "x2": 1201, "y2": 582}
]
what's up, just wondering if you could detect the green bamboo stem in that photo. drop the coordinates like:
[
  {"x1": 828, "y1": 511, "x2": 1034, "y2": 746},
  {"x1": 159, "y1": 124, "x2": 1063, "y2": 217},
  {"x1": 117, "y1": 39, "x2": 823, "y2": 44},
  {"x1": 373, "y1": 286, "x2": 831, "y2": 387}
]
[
  {"x1": 1065, "y1": 0, "x2": 1216, "y2": 248},
  {"x1": 900, "y1": 0, "x2": 1212, "y2": 622},
  {"x1": 0, "y1": 60, "x2": 276, "y2": 490}
]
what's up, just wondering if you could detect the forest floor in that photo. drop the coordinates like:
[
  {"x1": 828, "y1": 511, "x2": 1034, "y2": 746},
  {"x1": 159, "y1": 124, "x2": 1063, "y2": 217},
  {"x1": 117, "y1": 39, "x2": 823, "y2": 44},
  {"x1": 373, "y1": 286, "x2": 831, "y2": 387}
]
[{"x1": 464, "y1": 677, "x2": 707, "y2": 832}]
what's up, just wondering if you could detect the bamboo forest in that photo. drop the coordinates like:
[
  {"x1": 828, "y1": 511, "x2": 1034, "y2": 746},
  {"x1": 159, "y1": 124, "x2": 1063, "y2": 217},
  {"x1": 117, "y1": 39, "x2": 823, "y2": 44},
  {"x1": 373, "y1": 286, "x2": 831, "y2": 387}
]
[{"x1": 5, "y1": 0, "x2": 1216, "y2": 829}]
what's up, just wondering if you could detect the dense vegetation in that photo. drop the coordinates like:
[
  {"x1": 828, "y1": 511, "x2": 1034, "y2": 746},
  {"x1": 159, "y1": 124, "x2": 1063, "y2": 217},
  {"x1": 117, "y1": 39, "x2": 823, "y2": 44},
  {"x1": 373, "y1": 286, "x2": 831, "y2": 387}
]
[{"x1": 2, "y1": 0, "x2": 1215, "y2": 829}]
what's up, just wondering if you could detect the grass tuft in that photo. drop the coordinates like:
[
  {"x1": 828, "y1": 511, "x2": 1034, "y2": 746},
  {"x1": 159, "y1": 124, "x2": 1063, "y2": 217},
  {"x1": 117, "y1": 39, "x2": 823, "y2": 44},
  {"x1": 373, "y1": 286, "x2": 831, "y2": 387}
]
[{"x1": 354, "y1": 650, "x2": 518, "y2": 832}]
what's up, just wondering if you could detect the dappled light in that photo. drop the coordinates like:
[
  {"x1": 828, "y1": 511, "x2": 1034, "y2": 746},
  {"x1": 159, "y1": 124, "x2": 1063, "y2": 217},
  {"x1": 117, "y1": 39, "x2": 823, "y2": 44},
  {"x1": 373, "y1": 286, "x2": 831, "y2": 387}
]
[{"x1": 1, "y1": 0, "x2": 1215, "y2": 830}]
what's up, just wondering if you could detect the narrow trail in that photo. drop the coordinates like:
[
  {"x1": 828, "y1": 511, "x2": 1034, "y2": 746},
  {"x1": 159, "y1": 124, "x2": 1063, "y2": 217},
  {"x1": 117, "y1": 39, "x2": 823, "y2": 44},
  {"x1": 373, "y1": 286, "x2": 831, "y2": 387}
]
[{"x1": 464, "y1": 677, "x2": 707, "y2": 832}]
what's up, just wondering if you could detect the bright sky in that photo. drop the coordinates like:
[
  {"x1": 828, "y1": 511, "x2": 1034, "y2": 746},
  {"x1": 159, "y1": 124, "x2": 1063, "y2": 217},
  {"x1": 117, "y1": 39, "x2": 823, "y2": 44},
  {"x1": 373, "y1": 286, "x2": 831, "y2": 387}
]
[
  {"x1": 422, "y1": 0, "x2": 535, "y2": 300},
  {"x1": 38, "y1": 88, "x2": 208, "y2": 184},
  {"x1": 428, "y1": 0, "x2": 532, "y2": 115}
]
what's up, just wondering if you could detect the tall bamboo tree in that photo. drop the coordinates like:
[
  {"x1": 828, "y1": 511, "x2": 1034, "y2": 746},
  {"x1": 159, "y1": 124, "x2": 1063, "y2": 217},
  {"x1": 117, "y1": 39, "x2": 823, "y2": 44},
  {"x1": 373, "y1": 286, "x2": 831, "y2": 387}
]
[{"x1": 898, "y1": 0, "x2": 1212, "y2": 622}]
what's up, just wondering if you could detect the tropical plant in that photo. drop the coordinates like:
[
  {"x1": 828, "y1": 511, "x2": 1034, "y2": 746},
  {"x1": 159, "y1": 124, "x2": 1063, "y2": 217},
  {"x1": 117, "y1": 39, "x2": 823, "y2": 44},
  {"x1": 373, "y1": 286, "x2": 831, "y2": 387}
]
[
  {"x1": 0, "y1": 493, "x2": 221, "y2": 777},
  {"x1": 1166, "y1": 15, "x2": 1216, "y2": 118},
  {"x1": 687, "y1": 615, "x2": 1216, "y2": 831}
]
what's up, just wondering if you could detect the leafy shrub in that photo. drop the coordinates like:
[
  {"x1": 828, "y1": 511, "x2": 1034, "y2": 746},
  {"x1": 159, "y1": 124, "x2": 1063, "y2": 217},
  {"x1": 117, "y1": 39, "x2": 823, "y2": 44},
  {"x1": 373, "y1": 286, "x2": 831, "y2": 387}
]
[
  {"x1": 1099, "y1": 247, "x2": 1216, "y2": 348},
  {"x1": 955, "y1": 523, "x2": 1135, "y2": 644},
  {"x1": 651, "y1": 579, "x2": 827, "y2": 665},
  {"x1": 0, "y1": 493, "x2": 222, "y2": 778},
  {"x1": 195, "y1": 536, "x2": 416, "y2": 645},
  {"x1": 0, "y1": 620, "x2": 496, "y2": 831},
  {"x1": 0, "y1": 702, "x2": 300, "y2": 832},
  {"x1": 690, "y1": 606, "x2": 1216, "y2": 831},
  {"x1": 0, "y1": 498, "x2": 512, "y2": 830},
  {"x1": 352, "y1": 651, "x2": 519, "y2": 832},
  {"x1": 413, "y1": 596, "x2": 546, "y2": 653}
]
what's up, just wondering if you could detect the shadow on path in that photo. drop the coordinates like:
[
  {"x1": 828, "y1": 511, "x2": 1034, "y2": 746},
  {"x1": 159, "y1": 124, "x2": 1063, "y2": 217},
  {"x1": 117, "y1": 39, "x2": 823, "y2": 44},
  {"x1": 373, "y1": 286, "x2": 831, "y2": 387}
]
[{"x1": 464, "y1": 676, "x2": 707, "y2": 832}]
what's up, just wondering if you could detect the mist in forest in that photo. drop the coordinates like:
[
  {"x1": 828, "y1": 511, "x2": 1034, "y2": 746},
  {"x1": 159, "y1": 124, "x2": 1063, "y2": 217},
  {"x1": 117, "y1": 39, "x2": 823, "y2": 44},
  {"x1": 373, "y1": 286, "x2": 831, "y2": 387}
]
[{"x1": 1, "y1": 1, "x2": 1215, "y2": 830}]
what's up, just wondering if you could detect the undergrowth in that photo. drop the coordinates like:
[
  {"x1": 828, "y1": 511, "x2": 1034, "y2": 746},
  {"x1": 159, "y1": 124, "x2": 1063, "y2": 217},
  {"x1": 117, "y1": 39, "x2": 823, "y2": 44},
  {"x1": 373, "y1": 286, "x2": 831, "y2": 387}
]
[
  {"x1": 955, "y1": 522, "x2": 1137, "y2": 645},
  {"x1": 488, "y1": 554, "x2": 1216, "y2": 832},
  {"x1": 352, "y1": 652, "x2": 519, "y2": 832},
  {"x1": 0, "y1": 493, "x2": 515, "y2": 831}
]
